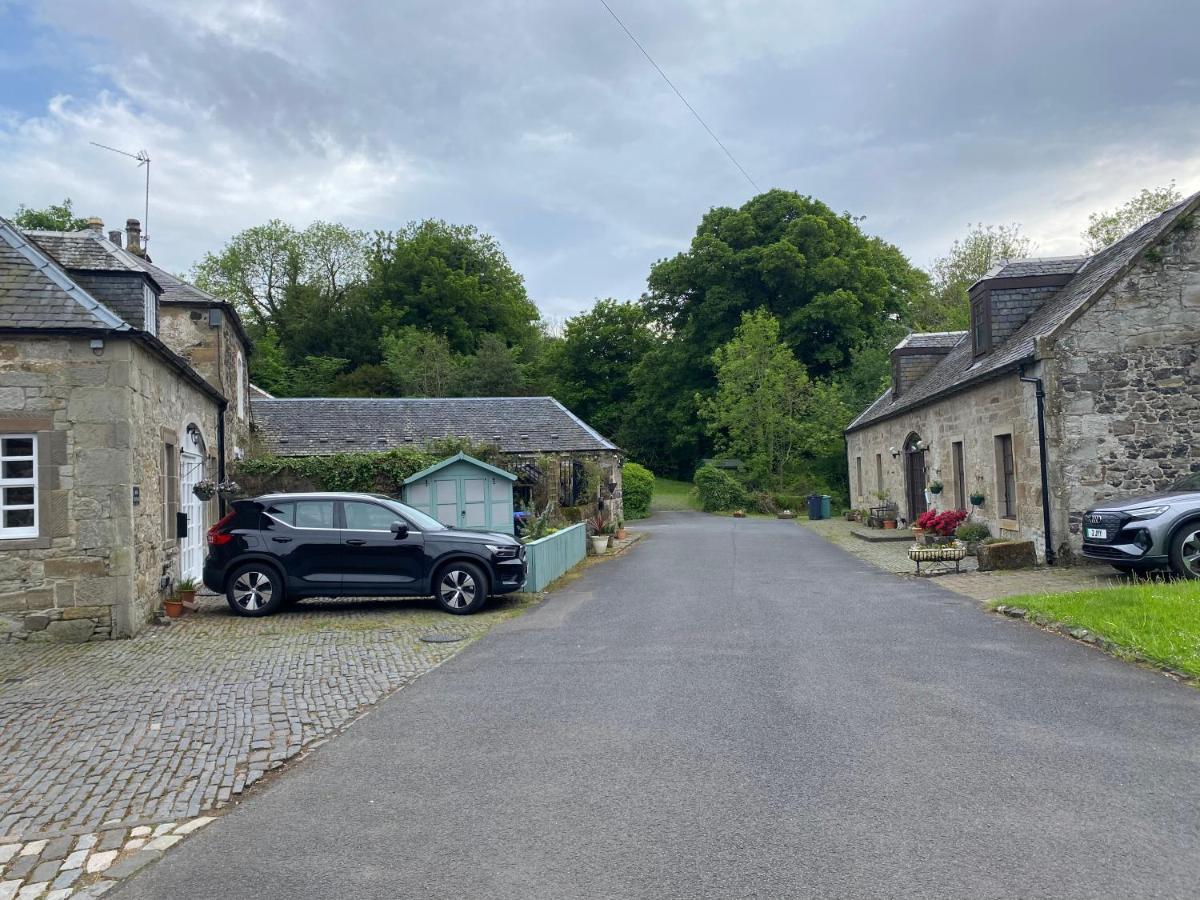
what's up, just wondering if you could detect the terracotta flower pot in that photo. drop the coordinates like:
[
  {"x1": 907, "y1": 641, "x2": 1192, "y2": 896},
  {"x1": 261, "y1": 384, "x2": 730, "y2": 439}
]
[
  {"x1": 883, "y1": 519, "x2": 897, "y2": 529},
  {"x1": 163, "y1": 598, "x2": 184, "y2": 618},
  {"x1": 178, "y1": 589, "x2": 196, "y2": 605},
  {"x1": 616, "y1": 528, "x2": 627, "y2": 540}
]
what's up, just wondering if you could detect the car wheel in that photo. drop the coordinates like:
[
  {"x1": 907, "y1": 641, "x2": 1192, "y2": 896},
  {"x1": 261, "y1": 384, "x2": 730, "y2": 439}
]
[
  {"x1": 434, "y1": 561, "x2": 488, "y2": 615},
  {"x1": 1169, "y1": 525, "x2": 1200, "y2": 580},
  {"x1": 226, "y1": 564, "x2": 285, "y2": 616}
]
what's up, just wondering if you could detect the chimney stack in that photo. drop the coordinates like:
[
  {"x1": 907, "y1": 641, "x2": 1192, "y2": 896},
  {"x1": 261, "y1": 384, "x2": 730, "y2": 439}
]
[
  {"x1": 125, "y1": 218, "x2": 143, "y2": 256},
  {"x1": 108, "y1": 229, "x2": 123, "y2": 248},
  {"x1": 85, "y1": 217, "x2": 104, "y2": 233}
]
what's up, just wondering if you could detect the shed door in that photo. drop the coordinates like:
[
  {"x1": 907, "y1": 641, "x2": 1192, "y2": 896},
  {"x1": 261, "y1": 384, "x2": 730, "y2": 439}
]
[
  {"x1": 489, "y1": 477, "x2": 512, "y2": 531},
  {"x1": 462, "y1": 477, "x2": 487, "y2": 528},
  {"x1": 434, "y1": 478, "x2": 459, "y2": 528}
]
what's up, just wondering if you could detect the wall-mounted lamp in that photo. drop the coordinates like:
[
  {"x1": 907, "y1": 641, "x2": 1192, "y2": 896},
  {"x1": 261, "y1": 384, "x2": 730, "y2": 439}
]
[
  {"x1": 89, "y1": 338, "x2": 105, "y2": 357},
  {"x1": 914, "y1": 439, "x2": 928, "y2": 452},
  {"x1": 186, "y1": 423, "x2": 202, "y2": 447},
  {"x1": 889, "y1": 446, "x2": 900, "y2": 459}
]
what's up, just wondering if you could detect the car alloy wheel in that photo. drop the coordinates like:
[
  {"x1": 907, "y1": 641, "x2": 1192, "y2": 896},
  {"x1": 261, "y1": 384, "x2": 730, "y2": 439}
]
[
  {"x1": 1178, "y1": 528, "x2": 1200, "y2": 579},
  {"x1": 440, "y1": 569, "x2": 477, "y2": 610},
  {"x1": 231, "y1": 569, "x2": 274, "y2": 612}
]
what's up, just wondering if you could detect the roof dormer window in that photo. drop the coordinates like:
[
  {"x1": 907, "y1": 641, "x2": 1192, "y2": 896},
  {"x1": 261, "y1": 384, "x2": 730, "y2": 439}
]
[
  {"x1": 971, "y1": 294, "x2": 989, "y2": 357},
  {"x1": 143, "y1": 283, "x2": 157, "y2": 336}
]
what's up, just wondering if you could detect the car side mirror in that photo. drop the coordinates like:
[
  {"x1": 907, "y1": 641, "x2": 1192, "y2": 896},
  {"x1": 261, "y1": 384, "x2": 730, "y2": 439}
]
[{"x1": 390, "y1": 520, "x2": 409, "y2": 538}]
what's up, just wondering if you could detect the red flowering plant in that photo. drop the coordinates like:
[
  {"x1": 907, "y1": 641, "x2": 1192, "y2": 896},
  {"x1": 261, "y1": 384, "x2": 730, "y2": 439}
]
[
  {"x1": 915, "y1": 509, "x2": 940, "y2": 530},
  {"x1": 928, "y1": 508, "x2": 968, "y2": 536}
]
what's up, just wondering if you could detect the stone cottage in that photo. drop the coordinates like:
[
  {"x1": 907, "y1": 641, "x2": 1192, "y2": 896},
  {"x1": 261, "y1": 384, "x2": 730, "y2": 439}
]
[
  {"x1": 845, "y1": 193, "x2": 1200, "y2": 562},
  {"x1": 249, "y1": 396, "x2": 625, "y2": 521},
  {"x1": 0, "y1": 217, "x2": 250, "y2": 641}
]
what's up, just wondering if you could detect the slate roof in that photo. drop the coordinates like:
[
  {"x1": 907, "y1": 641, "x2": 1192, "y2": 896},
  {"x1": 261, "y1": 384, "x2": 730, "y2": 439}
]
[
  {"x1": 976, "y1": 256, "x2": 1089, "y2": 283},
  {"x1": 0, "y1": 219, "x2": 129, "y2": 331},
  {"x1": 894, "y1": 331, "x2": 966, "y2": 350},
  {"x1": 251, "y1": 397, "x2": 620, "y2": 456},
  {"x1": 847, "y1": 192, "x2": 1200, "y2": 433},
  {"x1": 24, "y1": 229, "x2": 149, "y2": 275}
]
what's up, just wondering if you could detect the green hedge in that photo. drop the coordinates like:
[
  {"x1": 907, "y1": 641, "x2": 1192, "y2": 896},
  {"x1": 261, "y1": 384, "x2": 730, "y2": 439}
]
[
  {"x1": 233, "y1": 448, "x2": 439, "y2": 496},
  {"x1": 694, "y1": 465, "x2": 746, "y2": 512},
  {"x1": 622, "y1": 462, "x2": 655, "y2": 519}
]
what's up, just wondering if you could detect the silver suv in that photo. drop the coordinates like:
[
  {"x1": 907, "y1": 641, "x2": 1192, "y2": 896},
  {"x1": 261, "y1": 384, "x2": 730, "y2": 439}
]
[{"x1": 1081, "y1": 473, "x2": 1200, "y2": 578}]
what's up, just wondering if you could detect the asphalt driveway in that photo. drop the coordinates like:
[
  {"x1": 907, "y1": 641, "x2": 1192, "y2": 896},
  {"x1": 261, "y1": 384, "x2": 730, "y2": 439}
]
[{"x1": 116, "y1": 511, "x2": 1200, "y2": 899}]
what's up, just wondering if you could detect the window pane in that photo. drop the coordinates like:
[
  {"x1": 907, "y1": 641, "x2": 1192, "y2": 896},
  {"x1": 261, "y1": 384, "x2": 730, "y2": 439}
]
[
  {"x1": 344, "y1": 501, "x2": 397, "y2": 531},
  {"x1": 294, "y1": 500, "x2": 335, "y2": 529},
  {"x1": 2, "y1": 437, "x2": 33, "y2": 457},
  {"x1": 2, "y1": 459, "x2": 33, "y2": 480},
  {"x1": 4, "y1": 508, "x2": 34, "y2": 528},
  {"x1": 265, "y1": 502, "x2": 295, "y2": 526},
  {"x1": 4, "y1": 486, "x2": 34, "y2": 505}
]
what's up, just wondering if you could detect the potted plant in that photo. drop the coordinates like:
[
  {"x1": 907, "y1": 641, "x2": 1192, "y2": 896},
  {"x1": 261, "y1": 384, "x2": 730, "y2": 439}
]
[
  {"x1": 175, "y1": 577, "x2": 198, "y2": 605},
  {"x1": 928, "y1": 480, "x2": 943, "y2": 496},
  {"x1": 970, "y1": 492, "x2": 985, "y2": 507},
  {"x1": 587, "y1": 513, "x2": 609, "y2": 555},
  {"x1": 162, "y1": 592, "x2": 184, "y2": 618},
  {"x1": 192, "y1": 479, "x2": 218, "y2": 501},
  {"x1": 615, "y1": 519, "x2": 627, "y2": 540},
  {"x1": 954, "y1": 522, "x2": 991, "y2": 555}
]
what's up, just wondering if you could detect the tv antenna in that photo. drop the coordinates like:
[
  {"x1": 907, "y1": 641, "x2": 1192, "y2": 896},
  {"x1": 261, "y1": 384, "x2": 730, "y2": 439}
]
[{"x1": 90, "y1": 142, "x2": 151, "y2": 251}]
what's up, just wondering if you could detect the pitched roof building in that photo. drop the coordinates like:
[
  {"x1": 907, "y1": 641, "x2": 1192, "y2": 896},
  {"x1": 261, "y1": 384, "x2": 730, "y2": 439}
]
[{"x1": 845, "y1": 193, "x2": 1200, "y2": 564}]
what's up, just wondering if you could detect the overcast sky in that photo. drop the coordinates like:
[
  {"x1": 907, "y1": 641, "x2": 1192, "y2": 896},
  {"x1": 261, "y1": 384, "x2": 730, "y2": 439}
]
[{"x1": 2, "y1": 0, "x2": 1199, "y2": 322}]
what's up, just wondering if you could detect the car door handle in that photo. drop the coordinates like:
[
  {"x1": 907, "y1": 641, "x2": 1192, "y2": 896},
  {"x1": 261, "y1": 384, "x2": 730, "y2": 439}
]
[
  {"x1": 345, "y1": 539, "x2": 367, "y2": 546},
  {"x1": 271, "y1": 537, "x2": 293, "y2": 544}
]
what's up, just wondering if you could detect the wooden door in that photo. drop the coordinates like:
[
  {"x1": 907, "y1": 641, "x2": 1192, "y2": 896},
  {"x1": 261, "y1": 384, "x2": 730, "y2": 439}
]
[{"x1": 906, "y1": 448, "x2": 927, "y2": 522}]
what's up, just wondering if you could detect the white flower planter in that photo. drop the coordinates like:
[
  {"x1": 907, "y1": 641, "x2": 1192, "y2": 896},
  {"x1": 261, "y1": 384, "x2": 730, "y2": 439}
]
[{"x1": 590, "y1": 536, "x2": 609, "y2": 555}]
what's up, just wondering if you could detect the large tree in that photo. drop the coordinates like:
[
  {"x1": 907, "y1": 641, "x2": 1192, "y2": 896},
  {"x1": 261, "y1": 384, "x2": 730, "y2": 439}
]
[
  {"x1": 1083, "y1": 182, "x2": 1183, "y2": 253},
  {"x1": 11, "y1": 199, "x2": 90, "y2": 232},
  {"x1": 365, "y1": 220, "x2": 541, "y2": 355},
  {"x1": 542, "y1": 299, "x2": 655, "y2": 440},
  {"x1": 644, "y1": 189, "x2": 928, "y2": 375}
]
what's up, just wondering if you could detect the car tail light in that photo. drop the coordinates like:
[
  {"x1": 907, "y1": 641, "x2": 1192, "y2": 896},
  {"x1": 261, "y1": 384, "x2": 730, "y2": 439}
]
[{"x1": 207, "y1": 510, "x2": 237, "y2": 547}]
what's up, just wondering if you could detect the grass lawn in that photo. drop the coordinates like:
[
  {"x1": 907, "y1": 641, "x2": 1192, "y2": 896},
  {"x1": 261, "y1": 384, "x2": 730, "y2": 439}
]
[
  {"x1": 651, "y1": 477, "x2": 701, "y2": 512},
  {"x1": 990, "y1": 579, "x2": 1200, "y2": 678}
]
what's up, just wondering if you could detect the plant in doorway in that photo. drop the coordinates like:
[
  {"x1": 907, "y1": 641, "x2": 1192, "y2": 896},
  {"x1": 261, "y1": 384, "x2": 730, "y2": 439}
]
[{"x1": 162, "y1": 591, "x2": 184, "y2": 619}]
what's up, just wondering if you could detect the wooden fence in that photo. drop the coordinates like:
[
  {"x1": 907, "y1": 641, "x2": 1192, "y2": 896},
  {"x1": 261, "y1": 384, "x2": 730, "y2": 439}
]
[{"x1": 523, "y1": 523, "x2": 587, "y2": 592}]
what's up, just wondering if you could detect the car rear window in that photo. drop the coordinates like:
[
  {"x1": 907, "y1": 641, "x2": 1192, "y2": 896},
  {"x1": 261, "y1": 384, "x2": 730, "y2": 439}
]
[{"x1": 264, "y1": 500, "x2": 335, "y2": 529}]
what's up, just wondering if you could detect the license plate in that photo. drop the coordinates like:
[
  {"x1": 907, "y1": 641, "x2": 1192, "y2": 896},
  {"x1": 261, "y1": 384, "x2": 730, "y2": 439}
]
[{"x1": 1085, "y1": 527, "x2": 1107, "y2": 540}]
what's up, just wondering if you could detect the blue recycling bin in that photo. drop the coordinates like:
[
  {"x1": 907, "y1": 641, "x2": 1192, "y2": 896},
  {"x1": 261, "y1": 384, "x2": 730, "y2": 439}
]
[
  {"x1": 807, "y1": 494, "x2": 823, "y2": 520},
  {"x1": 820, "y1": 495, "x2": 831, "y2": 519}
]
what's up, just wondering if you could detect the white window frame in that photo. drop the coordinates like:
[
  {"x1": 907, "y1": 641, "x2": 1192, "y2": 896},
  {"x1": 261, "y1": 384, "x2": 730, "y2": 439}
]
[
  {"x1": 143, "y1": 283, "x2": 157, "y2": 336},
  {"x1": 1, "y1": 434, "x2": 38, "y2": 540},
  {"x1": 235, "y1": 351, "x2": 246, "y2": 420}
]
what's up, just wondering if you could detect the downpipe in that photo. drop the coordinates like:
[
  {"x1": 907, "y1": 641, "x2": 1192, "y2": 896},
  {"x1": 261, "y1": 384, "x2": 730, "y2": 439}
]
[{"x1": 1018, "y1": 365, "x2": 1056, "y2": 565}]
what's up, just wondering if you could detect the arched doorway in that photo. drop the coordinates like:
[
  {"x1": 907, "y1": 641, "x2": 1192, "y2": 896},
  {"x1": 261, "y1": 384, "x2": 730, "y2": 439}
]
[
  {"x1": 178, "y1": 423, "x2": 207, "y2": 583},
  {"x1": 903, "y1": 432, "x2": 927, "y2": 523}
]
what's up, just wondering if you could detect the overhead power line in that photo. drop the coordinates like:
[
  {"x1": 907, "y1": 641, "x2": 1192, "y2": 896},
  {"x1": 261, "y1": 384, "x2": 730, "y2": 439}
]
[{"x1": 597, "y1": 0, "x2": 760, "y2": 192}]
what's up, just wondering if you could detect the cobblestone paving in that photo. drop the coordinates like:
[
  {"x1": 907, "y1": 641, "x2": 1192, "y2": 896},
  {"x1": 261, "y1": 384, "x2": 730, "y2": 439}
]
[
  {"x1": 0, "y1": 592, "x2": 538, "y2": 897},
  {"x1": 803, "y1": 518, "x2": 1126, "y2": 601}
]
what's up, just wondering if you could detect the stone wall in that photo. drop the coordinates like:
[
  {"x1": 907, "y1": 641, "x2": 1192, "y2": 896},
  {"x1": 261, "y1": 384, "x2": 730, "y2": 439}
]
[
  {"x1": 845, "y1": 373, "x2": 1045, "y2": 550},
  {"x1": 0, "y1": 334, "x2": 221, "y2": 642},
  {"x1": 1048, "y1": 217, "x2": 1200, "y2": 549},
  {"x1": 0, "y1": 336, "x2": 133, "y2": 642},
  {"x1": 126, "y1": 340, "x2": 221, "y2": 632},
  {"x1": 157, "y1": 304, "x2": 251, "y2": 453}
]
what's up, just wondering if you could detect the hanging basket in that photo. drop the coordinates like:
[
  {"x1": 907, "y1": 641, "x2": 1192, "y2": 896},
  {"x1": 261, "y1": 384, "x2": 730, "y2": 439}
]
[{"x1": 192, "y1": 481, "x2": 218, "y2": 501}]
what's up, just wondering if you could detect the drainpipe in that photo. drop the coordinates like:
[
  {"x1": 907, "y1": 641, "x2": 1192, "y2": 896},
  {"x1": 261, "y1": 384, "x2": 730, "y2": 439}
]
[
  {"x1": 1018, "y1": 364, "x2": 1056, "y2": 565},
  {"x1": 217, "y1": 401, "x2": 228, "y2": 517}
]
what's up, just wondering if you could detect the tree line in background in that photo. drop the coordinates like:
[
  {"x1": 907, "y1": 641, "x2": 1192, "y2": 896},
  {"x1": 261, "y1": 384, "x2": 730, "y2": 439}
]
[{"x1": 10, "y1": 182, "x2": 1185, "y2": 504}]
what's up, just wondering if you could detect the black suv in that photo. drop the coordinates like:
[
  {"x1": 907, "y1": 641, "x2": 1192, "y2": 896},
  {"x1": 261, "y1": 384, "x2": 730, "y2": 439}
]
[{"x1": 203, "y1": 492, "x2": 526, "y2": 616}]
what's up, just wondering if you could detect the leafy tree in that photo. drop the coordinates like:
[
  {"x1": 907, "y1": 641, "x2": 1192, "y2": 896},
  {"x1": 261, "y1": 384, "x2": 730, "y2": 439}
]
[
  {"x1": 918, "y1": 224, "x2": 1034, "y2": 331},
  {"x1": 11, "y1": 199, "x2": 90, "y2": 231},
  {"x1": 193, "y1": 219, "x2": 304, "y2": 327},
  {"x1": 381, "y1": 327, "x2": 461, "y2": 396},
  {"x1": 457, "y1": 334, "x2": 527, "y2": 396},
  {"x1": 366, "y1": 220, "x2": 540, "y2": 355},
  {"x1": 644, "y1": 189, "x2": 928, "y2": 375},
  {"x1": 542, "y1": 299, "x2": 655, "y2": 439},
  {"x1": 621, "y1": 339, "x2": 708, "y2": 479},
  {"x1": 245, "y1": 328, "x2": 294, "y2": 396},
  {"x1": 699, "y1": 310, "x2": 811, "y2": 491},
  {"x1": 1083, "y1": 182, "x2": 1183, "y2": 253},
  {"x1": 328, "y1": 364, "x2": 401, "y2": 397},
  {"x1": 693, "y1": 464, "x2": 746, "y2": 512},
  {"x1": 289, "y1": 356, "x2": 350, "y2": 396}
]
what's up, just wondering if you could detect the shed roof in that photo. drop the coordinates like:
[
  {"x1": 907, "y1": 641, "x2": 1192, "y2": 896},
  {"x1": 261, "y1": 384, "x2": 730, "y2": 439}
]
[
  {"x1": 847, "y1": 191, "x2": 1200, "y2": 433},
  {"x1": 403, "y1": 452, "x2": 517, "y2": 484},
  {"x1": 251, "y1": 396, "x2": 620, "y2": 456}
]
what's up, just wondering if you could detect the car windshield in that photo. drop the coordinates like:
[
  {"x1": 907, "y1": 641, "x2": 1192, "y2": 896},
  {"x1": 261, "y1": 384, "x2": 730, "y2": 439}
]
[
  {"x1": 379, "y1": 498, "x2": 446, "y2": 532},
  {"x1": 1170, "y1": 473, "x2": 1200, "y2": 492}
]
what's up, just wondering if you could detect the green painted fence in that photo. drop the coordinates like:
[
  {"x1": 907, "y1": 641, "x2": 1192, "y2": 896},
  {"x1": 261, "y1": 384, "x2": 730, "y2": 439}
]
[{"x1": 523, "y1": 523, "x2": 587, "y2": 592}]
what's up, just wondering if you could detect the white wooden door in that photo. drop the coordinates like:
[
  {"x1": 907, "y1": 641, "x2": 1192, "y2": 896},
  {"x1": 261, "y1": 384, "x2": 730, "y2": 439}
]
[
  {"x1": 179, "y1": 450, "x2": 205, "y2": 582},
  {"x1": 462, "y1": 477, "x2": 487, "y2": 528},
  {"x1": 434, "y1": 478, "x2": 459, "y2": 528}
]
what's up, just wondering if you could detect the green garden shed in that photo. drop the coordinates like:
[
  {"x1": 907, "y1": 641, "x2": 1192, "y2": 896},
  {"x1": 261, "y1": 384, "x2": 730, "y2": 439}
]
[{"x1": 402, "y1": 452, "x2": 517, "y2": 534}]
